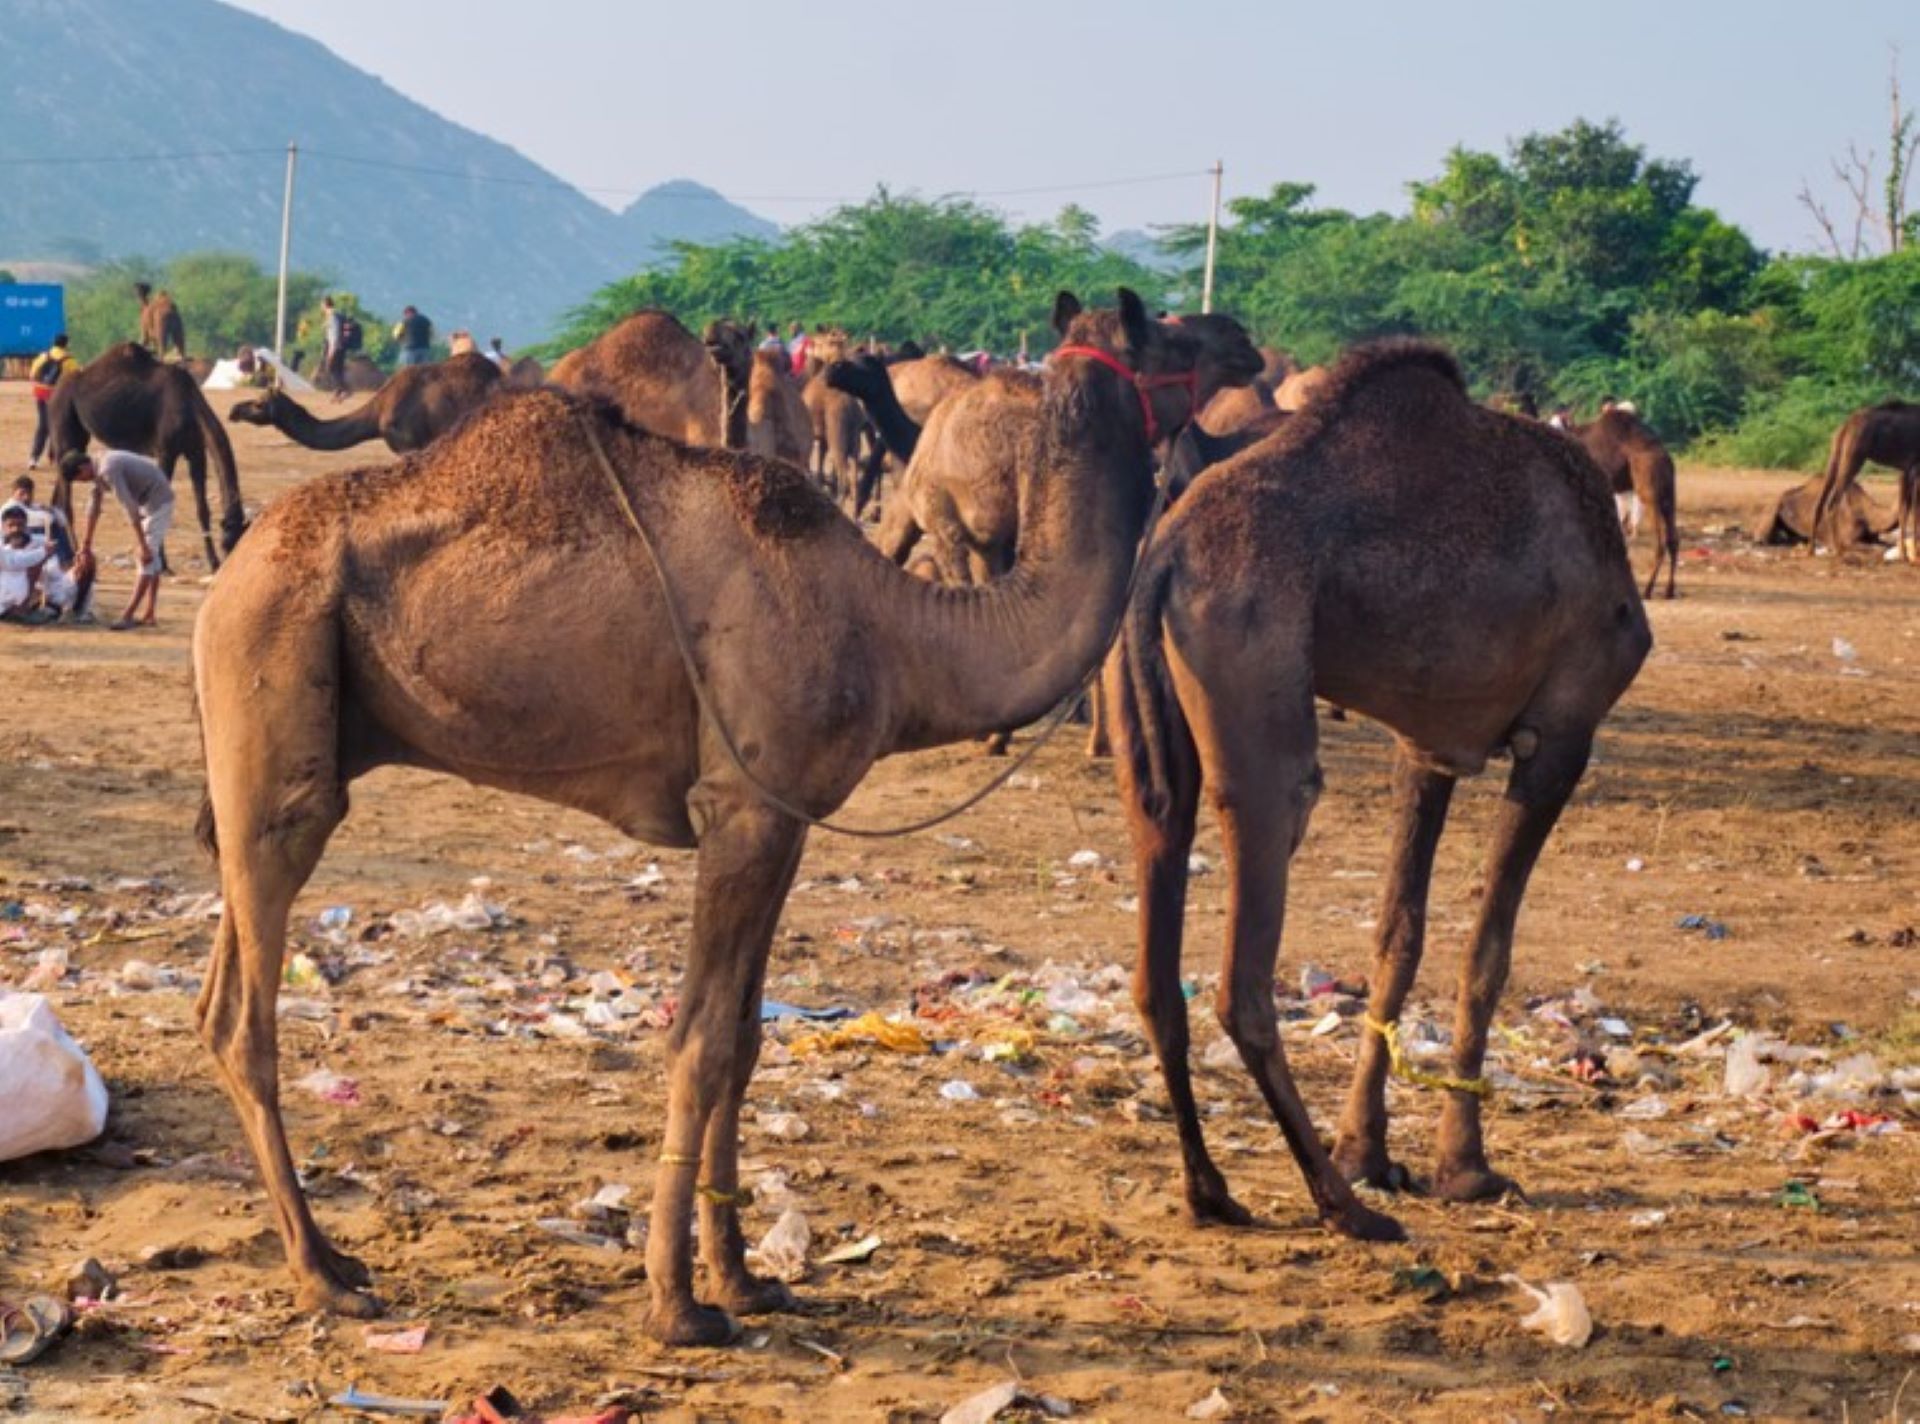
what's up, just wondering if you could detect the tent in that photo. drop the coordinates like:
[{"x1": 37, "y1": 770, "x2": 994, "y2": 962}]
[{"x1": 202, "y1": 347, "x2": 314, "y2": 394}]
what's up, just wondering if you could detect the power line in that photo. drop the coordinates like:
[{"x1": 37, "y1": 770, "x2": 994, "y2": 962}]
[{"x1": 0, "y1": 144, "x2": 1213, "y2": 210}]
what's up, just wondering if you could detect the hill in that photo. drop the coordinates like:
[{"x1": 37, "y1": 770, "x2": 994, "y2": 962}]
[{"x1": 0, "y1": 0, "x2": 776, "y2": 342}]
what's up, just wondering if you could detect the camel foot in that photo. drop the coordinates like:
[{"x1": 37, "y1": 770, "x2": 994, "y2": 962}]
[
  {"x1": 1319, "y1": 1195, "x2": 1406, "y2": 1243},
  {"x1": 1186, "y1": 1179, "x2": 1255, "y2": 1228},
  {"x1": 295, "y1": 1277, "x2": 383, "y2": 1318},
  {"x1": 644, "y1": 1300, "x2": 739, "y2": 1348},
  {"x1": 711, "y1": 1272, "x2": 797, "y2": 1317},
  {"x1": 982, "y1": 733, "x2": 1010, "y2": 756},
  {"x1": 1330, "y1": 1137, "x2": 1416, "y2": 1193},
  {"x1": 1431, "y1": 1162, "x2": 1521, "y2": 1204}
]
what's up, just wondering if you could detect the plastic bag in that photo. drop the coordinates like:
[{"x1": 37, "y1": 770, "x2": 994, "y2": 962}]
[
  {"x1": 0, "y1": 993, "x2": 109, "y2": 1162},
  {"x1": 1501, "y1": 1274, "x2": 1592, "y2": 1347},
  {"x1": 749, "y1": 1208, "x2": 811, "y2": 1283}
]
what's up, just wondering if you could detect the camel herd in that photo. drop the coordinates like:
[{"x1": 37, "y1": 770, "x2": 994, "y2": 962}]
[{"x1": 31, "y1": 287, "x2": 1911, "y2": 1346}]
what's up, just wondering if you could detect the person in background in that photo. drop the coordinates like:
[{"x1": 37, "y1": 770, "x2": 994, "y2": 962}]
[
  {"x1": 28, "y1": 333, "x2": 79, "y2": 468},
  {"x1": 787, "y1": 321, "x2": 811, "y2": 377},
  {"x1": 486, "y1": 337, "x2": 509, "y2": 369},
  {"x1": 320, "y1": 296, "x2": 350, "y2": 400},
  {"x1": 393, "y1": 306, "x2": 433, "y2": 366},
  {"x1": 2, "y1": 476, "x2": 92, "y2": 622},
  {"x1": 0, "y1": 505, "x2": 55, "y2": 624},
  {"x1": 61, "y1": 448, "x2": 175, "y2": 631},
  {"x1": 757, "y1": 325, "x2": 786, "y2": 359}
]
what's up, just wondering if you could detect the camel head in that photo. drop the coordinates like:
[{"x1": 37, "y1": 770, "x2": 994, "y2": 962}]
[
  {"x1": 228, "y1": 390, "x2": 291, "y2": 427},
  {"x1": 1051, "y1": 288, "x2": 1212, "y2": 444},
  {"x1": 1171, "y1": 313, "x2": 1264, "y2": 408},
  {"x1": 822, "y1": 352, "x2": 889, "y2": 401},
  {"x1": 700, "y1": 319, "x2": 756, "y2": 390}
]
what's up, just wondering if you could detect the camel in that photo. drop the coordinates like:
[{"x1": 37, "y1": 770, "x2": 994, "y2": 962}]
[
  {"x1": 801, "y1": 371, "x2": 880, "y2": 515},
  {"x1": 47, "y1": 342, "x2": 246, "y2": 567},
  {"x1": 549, "y1": 310, "x2": 753, "y2": 448},
  {"x1": 135, "y1": 282, "x2": 187, "y2": 360},
  {"x1": 885, "y1": 353, "x2": 980, "y2": 426},
  {"x1": 1567, "y1": 408, "x2": 1679, "y2": 598},
  {"x1": 504, "y1": 355, "x2": 546, "y2": 390},
  {"x1": 1257, "y1": 346, "x2": 1296, "y2": 388},
  {"x1": 190, "y1": 289, "x2": 1204, "y2": 1344},
  {"x1": 1108, "y1": 340, "x2": 1650, "y2": 1242},
  {"x1": 1808, "y1": 401, "x2": 1920, "y2": 562},
  {"x1": 746, "y1": 351, "x2": 812, "y2": 468},
  {"x1": 229, "y1": 353, "x2": 504, "y2": 454},
  {"x1": 1274, "y1": 364, "x2": 1330, "y2": 411},
  {"x1": 1757, "y1": 473, "x2": 1898, "y2": 547},
  {"x1": 825, "y1": 353, "x2": 921, "y2": 465},
  {"x1": 1199, "y1": 380, "x2": 1280, "y2": 437}
]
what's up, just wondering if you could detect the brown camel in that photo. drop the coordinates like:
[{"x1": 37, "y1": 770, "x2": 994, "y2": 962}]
[
  {"x1": 1256, "y1": 345, "x2": 1296, "y2": 388},
  {"x1": 747, "y1": 350, "x2": 813, "y2": 467},
  {"x1": 47, "y1": 342, "x2": 246, "y2": 567},
  {"x1": 190, "y1": 289, "x2": 1200, "y2": 1343},
  {"x1": 1108, "y1": 340, "x2": 1650, "y2": 1241},
  {"x1": 229, "y1": 353, "x2": 504, "y2": 454},
  {"x1": 886, "y1": 353, "x2": 980, "y2": 426},
  {"x1": 1757, "y1": 473, "x2": 1898, "y2": 547},
  {"x1": 550, "y1": 310, "x2": 752, "y2": 448},
  {"x1": 504, "y1": 355, "x2": 546, "y2": 390},
  {"x1": 801, "y1": 371, "x2": 879, "y2": 514},
  {"x1": 135, "y1": 282, "x2": 187, "y2": 360},
  {"x1": 1199, "y1": 379, "x2": 1280, "y2": 437},
  {"x1": 1808, "y1": 401, "x2": 1920, "y2": 562},
  {"x1": 1274, "y1": 364, "x2": 1329, "y2": 411},
  {"x1": 1567, "y1": 408, "x2": 1679, "y2": 598}
]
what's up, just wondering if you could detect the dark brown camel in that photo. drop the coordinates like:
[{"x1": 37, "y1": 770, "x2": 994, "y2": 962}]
[
  {"x1": 1808, "y1": 401, "x2": 1920, "y2": 563},
  {"x1": 549, "y1": 310, "x2": 753, "y2": 449},
  {"x1": 801, "y1": 370, "x2": 877, "y2": 514},
  {"x1": 229, "y1": 353, "x2": 504, "y2": 454},
  {"x1": 190, "y1": 290, "x2": 1203, "y2": 1343},
  {"x1": 1758, "y1": 474, "x2": 1898, "y2": 547},
  {"x1": 48, "y1": 342, "x2": 246, "y2": 567},
  {"x1": 885, "y1": 353, "x2": 979, "y2": 425},
  {"x1": 135, "y1": 282, "x2": 187, "y2": 360},
  {"x1": 1109, "y1": 341, "x2": 1650, "y2": 1239},
  {"x1": 1568, "y1": 408, "x2": 1679, "y2": 598}
]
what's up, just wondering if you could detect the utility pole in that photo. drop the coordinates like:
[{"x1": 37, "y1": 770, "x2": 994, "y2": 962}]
[
  {"x1": 1201, "y1": 159, "x2": 1223, "y2": 314},
  {"x1": 274, "y1": 142, "x2": 297, "y2": 359}
]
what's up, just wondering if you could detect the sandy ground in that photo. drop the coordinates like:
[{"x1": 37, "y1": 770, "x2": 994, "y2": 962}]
[{"x1": 0, "y1": 380, "x2": 1915, "y2": 1424}]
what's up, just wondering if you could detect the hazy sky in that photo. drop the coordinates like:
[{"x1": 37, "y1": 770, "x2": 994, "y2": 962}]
[{"x1": 229, "y1": 0, "x2": 1919, "y2": 253}]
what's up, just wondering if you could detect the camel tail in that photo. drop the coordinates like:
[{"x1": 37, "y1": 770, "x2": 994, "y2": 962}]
[
  {"x1": 190, "y1": 683, "x2": 219, "y2": 864},
  {"x1": 193, "y1": 385, "x2": 248, "y2": 551},
  {"x1": 1115, "y1": 545, "x2": 1184, "y2": 828}
]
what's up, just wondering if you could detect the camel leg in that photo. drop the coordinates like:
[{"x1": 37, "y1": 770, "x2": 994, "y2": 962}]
[
  {"x1": 643, "y1": 803, "x2": 805, "y2": 1347},
  {"x1": 1330, "y1": 753, "x2": 1455, "y2": 1188},
  {"x1": 195, "y1": 655, "x2": 370, "y2": 1313},
  {"x1": 1122, "y1": 683, "x2": 1245, "y2": 1224},
  {"x1": 1431, "y1": 730, "x2": 1591, "y2": 1201},
  {"x1": 1902, "y1": 466, "x2": 1919, "y2": 563},
  {"x1": 186, "y1": 449, "x2": 220, "y2": 571},
  {"x1": 696, "y1": 828, "x2": 806, "y2": 1317},
  {"x1": 1193, "y1": 678, "x2": 1403, "y2": 1242}
]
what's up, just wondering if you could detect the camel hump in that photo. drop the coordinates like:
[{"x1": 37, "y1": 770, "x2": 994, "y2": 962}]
[{"x1": 1318, "y1": 338, "x2": 1466, "y2": 407}]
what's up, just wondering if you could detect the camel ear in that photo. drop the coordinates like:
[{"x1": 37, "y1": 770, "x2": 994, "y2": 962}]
[
  {"x1": 1117, "y1": 289, "x2": 1151, "y2": 352},
  {"x1": 1051, "y1": 292, "x2": 1082, "y2": 336}
]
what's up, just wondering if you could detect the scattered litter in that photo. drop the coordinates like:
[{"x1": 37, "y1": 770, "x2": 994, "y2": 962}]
[
  {"x1": 939, "y1": 1080, "x2": 980, "y2": 1103},
  {"x1": 283, "y1": 953, "x2": 329, "y2": 993},
  {"x1": 750, "y1": 1208, "x2": 811, "y2": 1283},
  {"x1": 1186, "y1": 1386, "x2": 1232, "y2": 1420},
  {"x1": 292, "y1": 1069, "x2": 361, "y2": 1107},
  {"x1": 1309, "y1": 1011, "x2": 1344, "y2": 1038},
  {"x1": 0, "y1": 994, "x2": 108, "y2": 1163},
  {"x1": 1831, "y1": 637, "x2": 1857, "y2": 662},
  {"x1": 789, "y1": 1012, "x2": 929, "y2": 1056},
  {"x1": 1597, "y1": 1017, "x2": 1632, "y2": 1039},
  {"x1": 818, "y1": 1234, "x2": 882, "y2": 1266},
  {"x1": 387, "y1": 893, "x2": 505, "y2": 938},
  {"x1": 1628, "y1": 1209, "x2": 1669, "y2": 1229},
  {"x1": 327, "y1": 1386, "x2": 450, "y2": 1417},
  {"x1": 535, "y1": 1219, "x2": 625, "y2": 1251},
  {"x1": 362, "y1": 1325, "x2": 429, "y2": 1355},
  {"x1": 1723, "y1": 1035, "x2": 1770, "y2": 1098},
  {"x1": 63, "y1": 1258, "x2": 115, "y2": 1304},
  {"x1": 940, "y1": 1380, "x2": 1072, "y2": 1424},
  {"x1": 757, "y1": 1112, "x2": 811, "y2": 1141},
  {"x1": 1618, "y1": 1095, "x2": 1669, "y2": 1120},
  {"x1": 1778, "y1": 1180, "x2": 1820, "y2": 1211},
  {"x1": 1066, "y1": 850, "x2": 1105, "y2": 870},
  {"x1": 761, "y1": 1000, "x2": 856, "y2": 1023},
  {"x1": 1676, "y1": 914, "x2": 1730, "y2": 941},
  {"x1": 1625, "y1": 857, "x2": 1646, "y2": 873},
  {"x1": 1501, "y1": 1275, "x2": 1592, "y2": 1347},
  {"x1": 21, "y1": 949, "x2": 69, "y2": 993}
]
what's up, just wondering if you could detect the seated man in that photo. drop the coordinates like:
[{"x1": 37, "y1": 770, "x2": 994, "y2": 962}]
[
  {"x1": 3, "y1": 476, "x2": 95, "y2": 622},
  {"x1": 0, "y1": 505, "x2": 56, "y2": 624},
  {"x1": 60, "y1": 449, "x2": 175, "y2": 631}
]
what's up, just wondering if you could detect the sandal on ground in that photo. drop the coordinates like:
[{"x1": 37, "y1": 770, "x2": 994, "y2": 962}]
[{"x1": 0, "y1": 1295, "x2": 74, "y2": 1365}]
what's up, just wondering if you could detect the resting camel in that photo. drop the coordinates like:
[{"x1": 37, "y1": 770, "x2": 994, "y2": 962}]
[
  {"x1": 190, "y1": 289, "x2": 1199, "y2": 1344},
  {"x1": 1758, "y1": 474, "x2": 1898, "y2": 547},
  {"x1": 1808, "y1": 401, "x2": 1920, "y2": 562},
  {"x1": 47, "y1": 342, "x2": 246, "y2": 567},
  {"x1": 228, "y1": 353, "x2": 504, "y2": 454},
  {"x1": 1568, "y1": 407, "x2": 1679, "y2": 598},
  {"x1": 746, "y1": 351, "x2": 812, "y2": 467},
  {"x1": 1109, "y1": 341, "x2": 1650, "y2": 1241},
  {"x1": 135, "y1": 282, "x2": 187, "y2": 360},
  {"x1": 550, "y1": 310, "x2": 753, "y2": 448}
]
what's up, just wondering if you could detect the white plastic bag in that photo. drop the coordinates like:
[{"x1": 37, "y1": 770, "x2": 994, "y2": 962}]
[
  {"x1": 1501, "y1": 1273, "x2": 1593, "y2": 1347},
  {"x1": 0, "y1": 993, "x2": 109, "y2": 1162},
  {"x1": 749, "y1": 1208, "x2": 811, "y2": 1283}
]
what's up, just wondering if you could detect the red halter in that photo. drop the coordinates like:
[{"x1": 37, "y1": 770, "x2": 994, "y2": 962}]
[{"x1": 1050, "y1": 344, "x2": 1198, "y2": 446}]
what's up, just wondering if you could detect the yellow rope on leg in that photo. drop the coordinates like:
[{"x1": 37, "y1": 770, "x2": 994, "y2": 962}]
[
  {"x1": 696, "y1": 1184, "x2": 753, "y2": 1208},
  {"x1": 658, "y1": 1151, "x2": 700, "y2": 1168},
  {"x1": 1363, "y1": 1015, "x2": 1492, "y2": 1099}
]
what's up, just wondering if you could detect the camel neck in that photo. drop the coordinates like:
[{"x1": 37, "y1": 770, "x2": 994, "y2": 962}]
[
  {"x1": 876, "y1": 368, "x2": 1155, "y2": 751},
  {"x1": 272, "y1": 393, "x2": 384, "y2": 451}
]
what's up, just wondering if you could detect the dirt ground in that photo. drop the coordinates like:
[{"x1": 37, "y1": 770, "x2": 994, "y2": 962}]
[{"x1": 0, "y1": 380, "x2": 1915, "y2": 1424}]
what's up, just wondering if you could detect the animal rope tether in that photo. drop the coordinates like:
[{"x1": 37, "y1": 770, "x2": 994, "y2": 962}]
[
  {"x1": 1363, "y1": 1015, "x2": 1492, "y2": 1098},
  {"x1": 573, "y1": 394, "x2": 1171, "y2": 840}
]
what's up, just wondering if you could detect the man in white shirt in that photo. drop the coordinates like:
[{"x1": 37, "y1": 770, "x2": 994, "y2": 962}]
[
  {"x1": 3, "y1": 476, "x2": 94, "y2": 622},
  {"x1": 0, "y1": 505, "x2": 56, "y2": 624},
  {"x1": 61, "y1": 449, "x2": 176, "y2": 630}
]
